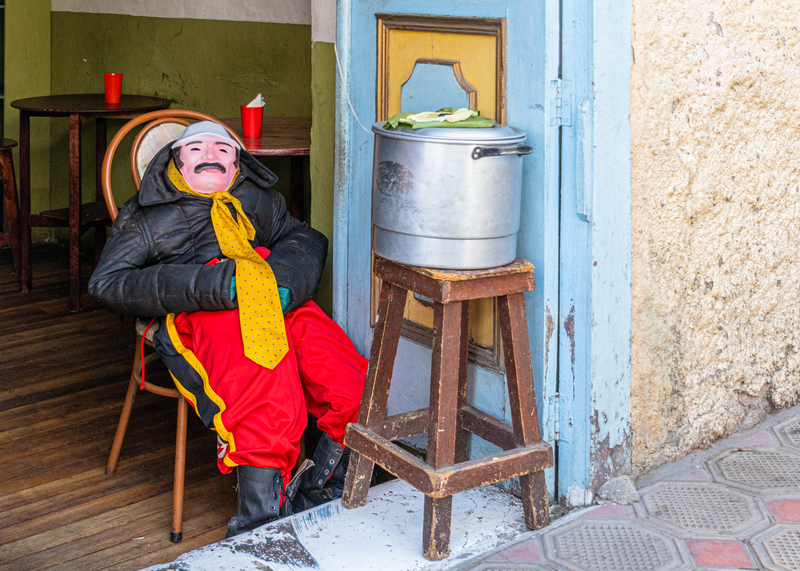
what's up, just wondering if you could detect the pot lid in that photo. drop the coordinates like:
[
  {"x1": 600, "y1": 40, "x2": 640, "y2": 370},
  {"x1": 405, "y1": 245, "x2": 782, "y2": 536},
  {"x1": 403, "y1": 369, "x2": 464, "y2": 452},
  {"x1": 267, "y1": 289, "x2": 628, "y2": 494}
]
[{"x1": 372, "y1": 122, "x2": 526, "y2": 145}]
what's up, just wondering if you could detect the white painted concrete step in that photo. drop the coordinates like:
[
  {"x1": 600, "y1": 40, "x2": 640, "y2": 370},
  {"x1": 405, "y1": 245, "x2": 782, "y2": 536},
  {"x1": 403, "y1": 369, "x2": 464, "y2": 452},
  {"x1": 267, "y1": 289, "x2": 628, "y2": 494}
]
[{"x1": 141, "y1": 479, "x2": 533, "y2": 571}]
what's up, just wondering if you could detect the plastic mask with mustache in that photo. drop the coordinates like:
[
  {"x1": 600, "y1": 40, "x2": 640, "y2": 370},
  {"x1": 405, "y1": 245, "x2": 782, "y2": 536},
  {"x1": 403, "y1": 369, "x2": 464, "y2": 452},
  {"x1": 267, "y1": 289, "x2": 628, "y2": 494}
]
[{"x1": 177, "y1": 134, "x2": 238, "y2": 193}]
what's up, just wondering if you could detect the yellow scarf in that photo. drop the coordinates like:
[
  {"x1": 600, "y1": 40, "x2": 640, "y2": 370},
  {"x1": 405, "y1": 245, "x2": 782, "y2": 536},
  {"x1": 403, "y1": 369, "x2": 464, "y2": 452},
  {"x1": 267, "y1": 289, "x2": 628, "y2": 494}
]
[{"x1": 168, "y1": 160, "x2": 288, "y2": 369}]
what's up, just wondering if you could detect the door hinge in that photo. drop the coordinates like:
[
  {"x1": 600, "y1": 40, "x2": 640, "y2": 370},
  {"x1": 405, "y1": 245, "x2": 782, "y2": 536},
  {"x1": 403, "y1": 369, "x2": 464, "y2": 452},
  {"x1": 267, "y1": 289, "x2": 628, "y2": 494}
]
[
  {"x1": 549, "y1": 392, "x2": 561, "y2": 442},
  {"x1": 550, "y1": 79, "x2": 573, "y2": 127}
]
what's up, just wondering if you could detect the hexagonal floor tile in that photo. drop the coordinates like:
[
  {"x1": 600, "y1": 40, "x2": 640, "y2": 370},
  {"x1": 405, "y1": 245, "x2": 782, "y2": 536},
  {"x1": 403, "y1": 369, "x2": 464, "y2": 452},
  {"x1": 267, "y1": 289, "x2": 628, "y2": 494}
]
[
  {"x1": 468, "y1": 564, "x2": 555, "y2": 571},
  {"x1": 541, "y1": 519, "x2": 692, "y2": 571},
  {"x1": 751, "y1": 523, "x2": 800, "y2": 571},
  {"x1": 773, "y1": 416, "x2": 800, "y2": 450},
  {"x1": 708, "y1": 448, "x2": 800, "y2": 495},
  {"x1": 635, "y1": 481, "x2": 768, "y2": 539}
]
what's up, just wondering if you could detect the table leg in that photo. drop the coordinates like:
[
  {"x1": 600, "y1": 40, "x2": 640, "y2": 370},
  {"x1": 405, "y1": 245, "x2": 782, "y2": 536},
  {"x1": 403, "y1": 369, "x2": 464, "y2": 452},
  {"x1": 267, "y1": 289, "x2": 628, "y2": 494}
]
[
  {"x1": 19, "y1": 111, "x2": 31, "y2": 292},
  {"x1": 423, "y1": 301, "x2": 463, "y2": 560},
  {"x1": 498, "y1": 293, "x2": 549, "y2": 530},
  {"x1": 289, "y1": 155, "x2": 304, "y2": 222},
  {"x1": 94, "y1": 118, "x2": 107, "y2": 264},
  {"x1": 69, "y1": 113, "x2": 82, "y2": 312}
]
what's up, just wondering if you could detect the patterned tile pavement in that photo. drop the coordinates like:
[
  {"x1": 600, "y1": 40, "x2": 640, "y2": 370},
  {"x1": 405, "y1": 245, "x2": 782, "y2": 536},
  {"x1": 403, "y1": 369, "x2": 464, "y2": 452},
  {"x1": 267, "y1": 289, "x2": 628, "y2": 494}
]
[{"x1": 454, "y1": 407, "x2": 800, "y2": 571}]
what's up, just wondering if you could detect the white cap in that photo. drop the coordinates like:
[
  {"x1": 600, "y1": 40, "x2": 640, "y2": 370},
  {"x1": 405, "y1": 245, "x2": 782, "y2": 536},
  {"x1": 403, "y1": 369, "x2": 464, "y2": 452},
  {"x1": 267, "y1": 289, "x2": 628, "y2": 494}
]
[{"x1": 171, "y1": 121, "x2": 241, "y2": 150}]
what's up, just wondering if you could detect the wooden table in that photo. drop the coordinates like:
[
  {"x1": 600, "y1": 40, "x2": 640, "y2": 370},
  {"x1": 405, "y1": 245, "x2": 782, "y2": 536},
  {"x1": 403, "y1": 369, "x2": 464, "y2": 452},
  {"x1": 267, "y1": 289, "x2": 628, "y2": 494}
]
[
  {"x1": 11, "y1": 94, "x2": 171, "y2": 311},
  {"x1": 221, "y1": 116, "x2": 311, "y2": 222}
]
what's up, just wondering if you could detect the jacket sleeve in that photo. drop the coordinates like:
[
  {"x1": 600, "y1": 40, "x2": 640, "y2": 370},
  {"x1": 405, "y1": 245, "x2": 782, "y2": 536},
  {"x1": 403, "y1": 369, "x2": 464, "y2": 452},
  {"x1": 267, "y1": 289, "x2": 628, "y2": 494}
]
[
  {"x1": 88, "y1": 203, "x2": 237, "y2": 317},
  {"x1": 252, "y1": 189, "x2": 328, "y2": 313}
]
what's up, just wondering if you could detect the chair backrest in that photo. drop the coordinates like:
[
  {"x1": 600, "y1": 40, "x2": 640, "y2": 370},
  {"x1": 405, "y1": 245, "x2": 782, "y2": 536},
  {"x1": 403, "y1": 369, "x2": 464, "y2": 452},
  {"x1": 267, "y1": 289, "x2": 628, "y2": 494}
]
[
  {"x1": 101, "y1": 110, "x2": 246, "y2": 221},
  {"x1": 131, "y1": 118, "x2": 190, "y2": 189}
]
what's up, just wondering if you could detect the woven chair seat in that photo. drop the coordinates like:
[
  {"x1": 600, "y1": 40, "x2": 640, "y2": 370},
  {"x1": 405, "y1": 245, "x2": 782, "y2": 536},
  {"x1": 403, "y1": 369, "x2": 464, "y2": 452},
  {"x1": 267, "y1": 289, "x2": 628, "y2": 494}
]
[{"x1": 134, "y1": 317, "x2": 160, "y2": 343}]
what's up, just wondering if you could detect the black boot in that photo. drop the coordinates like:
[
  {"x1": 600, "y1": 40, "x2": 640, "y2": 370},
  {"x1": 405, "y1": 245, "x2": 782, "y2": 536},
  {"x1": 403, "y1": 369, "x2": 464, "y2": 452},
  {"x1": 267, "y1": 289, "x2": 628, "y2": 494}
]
[
  {"x1": 292, "y1": 433, "x2": 350, "y2": 513},
  {"x1": 226, "y1": 466, "x2": 289, "y2": 538}
]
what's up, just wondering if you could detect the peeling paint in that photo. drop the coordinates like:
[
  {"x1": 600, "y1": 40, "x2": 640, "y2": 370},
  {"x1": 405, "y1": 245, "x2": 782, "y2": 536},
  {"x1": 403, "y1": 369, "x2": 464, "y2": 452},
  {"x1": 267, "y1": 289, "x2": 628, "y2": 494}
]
[
  {"x1": 563, "y1": 305, "x2": 576, "y2": 378},
  {"x1": 565, "y1": 485, "x2": 594, "y2": 508},
  {"x1": 590, "y1": 410, "x2": 631, "y2": 491},
  {"x1": 234, "y1": 522, "x2": 318, "y2": 567},
  {"x1": 544, "y1": 306, "x2": 556, "y2": 378}
]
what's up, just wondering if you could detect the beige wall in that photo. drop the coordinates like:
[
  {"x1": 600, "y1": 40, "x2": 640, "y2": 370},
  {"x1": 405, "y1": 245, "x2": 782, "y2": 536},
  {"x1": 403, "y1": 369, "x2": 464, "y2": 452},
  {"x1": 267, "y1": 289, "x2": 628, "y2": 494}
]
[{"x1": 631, "y1": 0, "x2": 800, "y2": 474}]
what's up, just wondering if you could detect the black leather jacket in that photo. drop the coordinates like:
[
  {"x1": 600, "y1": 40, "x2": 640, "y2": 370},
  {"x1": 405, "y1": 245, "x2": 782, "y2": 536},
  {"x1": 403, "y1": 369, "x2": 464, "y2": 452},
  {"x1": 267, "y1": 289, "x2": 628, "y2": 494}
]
[{"x1": 88, "y1": 144, "x2": 327, "y2": 318}]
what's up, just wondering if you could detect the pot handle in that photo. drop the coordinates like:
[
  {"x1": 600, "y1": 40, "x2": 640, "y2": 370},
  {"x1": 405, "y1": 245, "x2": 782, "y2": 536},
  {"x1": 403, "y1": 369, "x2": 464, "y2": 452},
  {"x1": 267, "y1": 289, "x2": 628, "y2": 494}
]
[{"x1": 471, "y1": 145, "x2": 533, "y2": 160}]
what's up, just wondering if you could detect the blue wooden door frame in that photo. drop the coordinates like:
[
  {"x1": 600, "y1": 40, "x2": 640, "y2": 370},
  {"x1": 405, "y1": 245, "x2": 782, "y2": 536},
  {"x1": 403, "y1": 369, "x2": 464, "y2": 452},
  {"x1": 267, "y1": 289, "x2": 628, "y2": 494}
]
[
  {"x1": 556, "y1": 0, "x2": 633, "y2": 503},
  {"x1": 333, "y1": 0, "x2": 631, "y2": 503}
]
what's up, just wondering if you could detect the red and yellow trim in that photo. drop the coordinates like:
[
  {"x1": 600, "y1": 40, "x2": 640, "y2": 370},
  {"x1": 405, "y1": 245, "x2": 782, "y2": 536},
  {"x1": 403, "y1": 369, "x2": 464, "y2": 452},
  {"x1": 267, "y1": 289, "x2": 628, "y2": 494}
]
[{"x1": 165, "y1": 313, "x2": 239, "y2": 468}]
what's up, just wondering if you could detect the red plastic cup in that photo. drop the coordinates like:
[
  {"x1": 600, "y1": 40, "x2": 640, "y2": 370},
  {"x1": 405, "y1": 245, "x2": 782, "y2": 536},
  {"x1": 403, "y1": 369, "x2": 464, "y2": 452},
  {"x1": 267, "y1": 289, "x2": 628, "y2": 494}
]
[
  {"x1": 104, "y1": 73, "x2": 122, "y2": 105},
  {"x1": 240, "y1": 104, "x2": 263, "y2": 140}
]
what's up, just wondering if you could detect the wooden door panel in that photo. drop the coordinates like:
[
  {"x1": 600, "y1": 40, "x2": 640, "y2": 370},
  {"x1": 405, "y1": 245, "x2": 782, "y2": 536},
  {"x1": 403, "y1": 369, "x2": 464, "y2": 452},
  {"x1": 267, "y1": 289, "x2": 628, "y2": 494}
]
[{"x1": 372, "y1": 13, "x2": 506, "y2": 366}]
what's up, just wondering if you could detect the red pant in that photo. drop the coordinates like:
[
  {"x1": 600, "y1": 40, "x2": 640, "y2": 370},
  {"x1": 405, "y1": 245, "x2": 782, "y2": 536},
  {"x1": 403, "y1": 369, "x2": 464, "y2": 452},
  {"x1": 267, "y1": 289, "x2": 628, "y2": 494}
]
[{"x1": 154, "y1": 302, "x2": 367, "y2": 484}]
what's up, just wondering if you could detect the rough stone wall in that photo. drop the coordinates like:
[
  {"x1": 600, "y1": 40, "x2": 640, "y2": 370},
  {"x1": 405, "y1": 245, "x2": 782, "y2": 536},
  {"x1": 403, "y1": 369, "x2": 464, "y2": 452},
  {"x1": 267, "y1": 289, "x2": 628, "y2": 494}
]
[{"x1": 630, "y1": 0, "x2": 800, "y2": 475}]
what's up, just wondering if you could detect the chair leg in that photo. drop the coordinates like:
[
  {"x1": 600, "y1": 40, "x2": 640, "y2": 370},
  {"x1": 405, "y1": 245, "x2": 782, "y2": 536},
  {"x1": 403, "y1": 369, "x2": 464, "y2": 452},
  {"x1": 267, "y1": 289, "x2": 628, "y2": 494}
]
[
  {"x1": 106, "y1": 339, "x2": 142, "y2": 475},
  {"x1": 171, "y1": 395, "x2": 188, "y2": 543}
]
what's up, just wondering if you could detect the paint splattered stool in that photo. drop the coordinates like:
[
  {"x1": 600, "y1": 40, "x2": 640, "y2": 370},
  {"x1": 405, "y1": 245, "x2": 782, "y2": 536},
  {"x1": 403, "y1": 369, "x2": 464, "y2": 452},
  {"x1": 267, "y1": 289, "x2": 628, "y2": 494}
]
[{"x1": 342, "y1": 255, "x2": 553, "y2": 560}]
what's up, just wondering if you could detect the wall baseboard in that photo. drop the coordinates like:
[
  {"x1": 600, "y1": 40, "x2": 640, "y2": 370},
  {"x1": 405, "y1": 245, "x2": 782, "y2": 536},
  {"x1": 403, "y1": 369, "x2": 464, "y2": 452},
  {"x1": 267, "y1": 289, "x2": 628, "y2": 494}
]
[{"x1": 50, "y1": 0, "x2": 311, "y2": 25}]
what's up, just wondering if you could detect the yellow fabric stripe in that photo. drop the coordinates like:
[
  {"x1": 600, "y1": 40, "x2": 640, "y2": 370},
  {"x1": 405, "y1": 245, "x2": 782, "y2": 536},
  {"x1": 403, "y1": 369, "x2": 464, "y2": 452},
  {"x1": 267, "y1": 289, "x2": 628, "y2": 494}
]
[
  {"x1": 169, "y1": 371, "x2": 199, "y2": 410},
  {"x1": 164, "y1": 314, "x2": 237, "y2": 465}
]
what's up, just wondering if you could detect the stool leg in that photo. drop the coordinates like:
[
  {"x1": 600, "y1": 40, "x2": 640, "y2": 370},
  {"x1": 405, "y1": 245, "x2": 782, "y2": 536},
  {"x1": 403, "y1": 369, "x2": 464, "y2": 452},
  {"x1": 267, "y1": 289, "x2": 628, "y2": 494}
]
[
  {"x1": 422, "y1": 301, "x2": 464, "y2": 560},
  {"x1": 423, "y1": 495, "x2": 453, "y2": 560},
  {"x1": 0, "y1": 150, "x2": 21, "y2": 277},
  {"x1": 498, "y1": 293, "x2": 549, "y2": 530},
  {"x1": 342, "y1": 281, "x2": 407, "y2": 509},
  {"x1": 455, "y1": 302, "x2": 470, "y2": 464},
  {"x1": 171, "y1": 395, "x2": 188, "y2": 543}
]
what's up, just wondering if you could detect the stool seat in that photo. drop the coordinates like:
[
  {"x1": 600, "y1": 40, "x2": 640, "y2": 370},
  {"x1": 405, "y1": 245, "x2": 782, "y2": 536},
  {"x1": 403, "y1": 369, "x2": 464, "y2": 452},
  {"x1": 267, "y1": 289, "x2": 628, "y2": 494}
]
[
  {"x1": 0, "y1": 139, "x2": 20, "y2": 282},
  {"x1": 379, "y1": 257, "x2": 536, "y2": 302},
  {"x1": 343, "y1": 256, "x2": 553, "y2": 560},
  {"x1": 0, "y1": 139, "x2": 19, "y2": 151}
]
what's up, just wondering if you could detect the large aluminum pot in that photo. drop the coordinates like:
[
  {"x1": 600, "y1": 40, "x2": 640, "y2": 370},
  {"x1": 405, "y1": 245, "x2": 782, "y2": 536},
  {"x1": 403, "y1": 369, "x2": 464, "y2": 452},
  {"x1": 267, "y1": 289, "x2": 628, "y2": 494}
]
[{"x1": 371, "y1": 122, "x2": 531, "y2": 269}]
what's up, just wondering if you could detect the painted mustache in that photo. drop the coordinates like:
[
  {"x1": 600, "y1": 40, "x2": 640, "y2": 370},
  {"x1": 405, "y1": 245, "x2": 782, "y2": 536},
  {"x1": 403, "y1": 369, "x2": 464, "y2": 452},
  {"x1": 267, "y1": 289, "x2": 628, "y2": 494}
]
[{"x1": 195, "y1": 163, "x2": 227, "y2": 174}]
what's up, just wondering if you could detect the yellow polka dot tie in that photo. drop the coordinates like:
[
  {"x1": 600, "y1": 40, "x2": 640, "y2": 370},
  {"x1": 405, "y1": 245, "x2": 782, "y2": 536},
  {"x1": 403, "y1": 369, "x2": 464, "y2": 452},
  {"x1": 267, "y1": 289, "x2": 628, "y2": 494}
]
[{"x1": 168, "y1": 160, "x2": 288, "y2": 369}]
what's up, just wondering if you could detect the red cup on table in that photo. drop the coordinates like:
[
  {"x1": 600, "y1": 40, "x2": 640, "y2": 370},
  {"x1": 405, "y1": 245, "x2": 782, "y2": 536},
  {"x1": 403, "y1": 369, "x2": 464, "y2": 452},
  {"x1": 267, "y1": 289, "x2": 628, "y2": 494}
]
[
  {"x1": 240, "y1": 104, "x2": 263, "y2": 140},
  {"x1": 104, "y1": 73, "x2": 123, "y2": 105}
]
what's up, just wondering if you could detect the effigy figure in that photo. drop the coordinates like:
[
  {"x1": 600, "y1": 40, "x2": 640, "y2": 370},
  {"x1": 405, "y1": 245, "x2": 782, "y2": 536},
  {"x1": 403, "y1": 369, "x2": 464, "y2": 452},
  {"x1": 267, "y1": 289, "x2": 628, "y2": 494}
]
[{"x1": 90, "y1": 121, "x2": 367, "y2": 537}]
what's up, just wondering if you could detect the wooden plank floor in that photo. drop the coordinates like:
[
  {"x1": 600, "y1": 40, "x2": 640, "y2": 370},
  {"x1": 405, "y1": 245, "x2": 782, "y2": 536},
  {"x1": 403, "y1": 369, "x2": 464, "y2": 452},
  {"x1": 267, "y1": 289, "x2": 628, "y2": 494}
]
[{"x1": 0, "y1": 245, "x2": 236, "y2": 571}]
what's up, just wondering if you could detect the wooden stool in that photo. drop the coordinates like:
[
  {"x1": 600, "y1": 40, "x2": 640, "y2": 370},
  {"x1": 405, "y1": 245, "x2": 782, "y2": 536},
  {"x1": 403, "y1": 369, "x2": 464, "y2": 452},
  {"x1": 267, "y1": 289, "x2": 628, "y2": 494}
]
[
  {"x1": 342, "y1": 256, "x2": 553, "y2": 560},
  {"x1": 0, "y1": 139, "x2": 20, "y2": 279}
]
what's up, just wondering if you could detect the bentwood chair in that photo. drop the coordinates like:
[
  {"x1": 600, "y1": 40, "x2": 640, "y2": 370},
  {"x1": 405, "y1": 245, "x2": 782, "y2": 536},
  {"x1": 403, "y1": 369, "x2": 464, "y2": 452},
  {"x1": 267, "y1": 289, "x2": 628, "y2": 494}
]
[{"x1": 100, "y1": 110, "x2": 245, "y2": 543}]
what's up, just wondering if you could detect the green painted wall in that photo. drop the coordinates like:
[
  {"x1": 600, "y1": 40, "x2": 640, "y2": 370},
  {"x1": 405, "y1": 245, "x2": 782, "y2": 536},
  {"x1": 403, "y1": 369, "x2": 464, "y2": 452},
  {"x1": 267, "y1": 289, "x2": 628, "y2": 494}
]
[
  {"x1": 4, "y1": 0, "x2": 50, "y2": 238},
  {"x1": 49, "y1": 12, "x2": 311, "y2": 238},
  {"x1": 309, "y1": 41, "x2": 336, "y2": 314}
]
